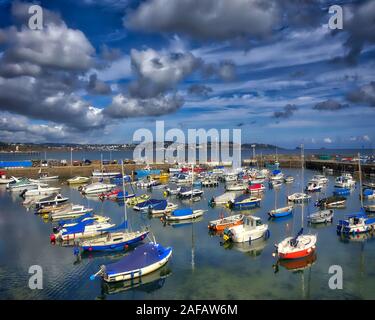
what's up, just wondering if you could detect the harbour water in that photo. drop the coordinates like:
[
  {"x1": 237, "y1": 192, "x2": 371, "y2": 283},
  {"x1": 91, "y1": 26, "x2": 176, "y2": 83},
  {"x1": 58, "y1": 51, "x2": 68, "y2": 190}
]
[{"x1": 0, "y1": 168, "x2": 375, "y2": 300}]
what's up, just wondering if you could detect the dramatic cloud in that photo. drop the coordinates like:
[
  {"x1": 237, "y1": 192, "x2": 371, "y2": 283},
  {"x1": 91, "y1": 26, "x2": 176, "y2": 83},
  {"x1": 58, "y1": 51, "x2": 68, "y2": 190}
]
[
  {"x1": 87, "y1": 74, "x2": 112, "y2": 95},
  {"x1": 129, "y1": 48, "x2": 200, "y2": 98},
  {"x1": 347, "y1": 82, "x2": 375, "y2": 107},
  {"x1": 104, "y1": 94, "x2": 184, "y2": 118},
  {"x1": 125, "y1": 0, "x2": 279, "y2": 40},
  {"x1": 272, "y1": 104, "x2": 298, "y2": 118},
  {"x1": 341, "y1": 0, "x2": 375, "y2": 62},
  {"x1": 188, "y1": 84, "x2": 213, "y2": 96},
  {"x1": 313, "y1": 99, "x2": 349, "y2": 111}
]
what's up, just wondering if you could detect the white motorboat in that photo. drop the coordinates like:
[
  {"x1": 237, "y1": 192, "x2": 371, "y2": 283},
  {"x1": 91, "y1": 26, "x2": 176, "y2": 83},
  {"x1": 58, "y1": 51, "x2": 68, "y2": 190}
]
[
  {"x1": 288, "y1": 192, "x2": 311, "y2": 203},
  {"x1": 310, "y1": 175, "x2": 328, "y2": 184},
  {"x1": 67, "y1": 176, "x2": 90, "y2": 185},
  {"x1": 308, "y1": 209, "x2": 334, "y2": 224},
  {"x1": 225, "y1": 182, "x2": 247, "y2": 191},
  {"x1": 80, "y1": 182, "x2": 116, "y2": 195},
  {"x1": 38, "y1": 173, "x2": 59, "y2": 181},
  {"x1": 334, "y1": 174, "x2": 355, "y2": 188},
  {"x1": 284, "y1": 176, "x2": 294, "y2": 183},
  {"x1": 223, "y1": 216, "x2": 269, "y2": 243},
  {"x1": 305, "y1": 181, "x2": 323, "y2": 192},
  {"x1": 177, "y1": 188, "x2": 204, "y2": 199},
  {"x1": 7, "y1": 177, "x2": 44, "y2": 192},
  {"x1": 337, "y1": 212, "x2": 375, "y2": 235},
  {"x1": 50, "y1": 205, "x2": 94, "y2": 221},
  {"x1": 23, "y1": 185, "x2": 61, "y2": 198},
  {"x1": 92, "y1": 170, "x2": 121, "y2": 178},
  {"x1": 35, "y1": 193, "x2": 69, "y2": 210},
  {"x1": 149, "y1": 202, "x2": 178, "y2": 215}
]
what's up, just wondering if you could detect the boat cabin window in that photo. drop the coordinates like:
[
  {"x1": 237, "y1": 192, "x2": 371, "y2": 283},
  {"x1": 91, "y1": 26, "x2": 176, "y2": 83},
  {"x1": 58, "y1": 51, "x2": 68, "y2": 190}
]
[{"x1": 256, "y1": 220, "x2": 262, "y2": 226}]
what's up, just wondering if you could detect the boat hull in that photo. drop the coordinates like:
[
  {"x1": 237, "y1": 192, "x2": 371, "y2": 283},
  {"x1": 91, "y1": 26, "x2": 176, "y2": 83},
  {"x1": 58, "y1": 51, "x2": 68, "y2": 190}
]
[
  {"x1": 82, "y1": 231, "x2": 149, "y2": 252},
  {"x1": 103, "y1": 248, "x2": 172, "y2": 283}
]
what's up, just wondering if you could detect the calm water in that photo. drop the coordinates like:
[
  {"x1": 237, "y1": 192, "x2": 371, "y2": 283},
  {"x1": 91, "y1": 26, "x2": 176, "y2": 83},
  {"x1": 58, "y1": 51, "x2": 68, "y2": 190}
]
[{"x1": 1, "y1": 168, "x2": 375, "y2": 300}]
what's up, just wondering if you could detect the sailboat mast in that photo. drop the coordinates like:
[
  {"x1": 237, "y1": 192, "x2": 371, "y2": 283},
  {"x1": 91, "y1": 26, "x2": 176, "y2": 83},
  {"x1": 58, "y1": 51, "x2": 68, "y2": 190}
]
[
  {"x1": 358, "y1": 152, "x2": 363, "y2": 208},
  {"x1": 121, "y1": 160, "x2": 128, "y2": 230},
  {"x1": 191, "y1": 163, "x2": 194, "y2": 201},
  {"x1": 301, "y1": 144, "x2": 304, "y2": 228}
]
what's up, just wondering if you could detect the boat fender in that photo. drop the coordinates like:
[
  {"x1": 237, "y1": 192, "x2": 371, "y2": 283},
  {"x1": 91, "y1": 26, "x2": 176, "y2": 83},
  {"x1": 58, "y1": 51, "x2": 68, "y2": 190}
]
[
  {"x1": 264, "y1": 229, "x2": 270, "y2": 239},
  {"x1": 73, "y1": 247, "x2": 80, "y2": 256},
  {"x1": 49, "y1": 234, "x2": 56, "y2": 243},
  {"x1": 88, "y1": 247, "x2": 93, "y2": 252}
]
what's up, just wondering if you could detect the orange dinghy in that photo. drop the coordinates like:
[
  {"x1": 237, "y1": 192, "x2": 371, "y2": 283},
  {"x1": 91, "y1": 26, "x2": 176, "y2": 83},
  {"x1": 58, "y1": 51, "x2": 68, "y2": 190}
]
[{"x1": 208, "y1": 214, "x2": 244, "y2": 232}]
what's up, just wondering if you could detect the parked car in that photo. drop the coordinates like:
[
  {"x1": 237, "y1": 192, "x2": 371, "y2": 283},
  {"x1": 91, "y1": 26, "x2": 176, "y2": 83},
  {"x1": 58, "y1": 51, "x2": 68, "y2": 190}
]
[
  {"x1": 83, "y1": 159, "x2": 92, "y2": 165},
  {"x1": 73, "y1": 160, "x2": 82, "y2": 166},
  {"x1": 60, "y1": 159, "x2": 67, "y2": 166}
]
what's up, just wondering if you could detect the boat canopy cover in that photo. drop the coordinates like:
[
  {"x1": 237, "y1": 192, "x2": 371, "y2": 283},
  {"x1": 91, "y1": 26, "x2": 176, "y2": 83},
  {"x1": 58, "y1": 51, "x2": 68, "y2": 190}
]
[
  {"x1": 105, "y1": 243, "x2": 169, "y2": 276},
  {"x1": 272, "y1": 170, "x2": 281, "y2": 175},
  {"x1": 172, "y1": 208, "x2": 193, "y2": 216},
  {"x1": 234, "y1": 194, "x2": 251, "y2": 203},
  {"x1": 57, "y1": 212, "x2": 93, "y2": 226},
  {"x1": 62, "y1": 219, "x2": 96, "y2": 234},
  {"x1": 151, "y1": 200, "x2": 168, "y2": 210},
  {"x1": 365, "y1": 218, "x2": 375, "y2": 225},
  {"x1": 363, "y1": 189, "x2": 374, "y2": 196},
  {"x1": 137, "y1": 199, "x2": 164, "y2": 208}
]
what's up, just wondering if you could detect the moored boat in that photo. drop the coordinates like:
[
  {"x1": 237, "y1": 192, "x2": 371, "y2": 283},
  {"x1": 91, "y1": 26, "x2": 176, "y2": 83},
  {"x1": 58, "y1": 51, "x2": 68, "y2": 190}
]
[
  {"x1": 268, "y1": 206, "x2": 293, "y2": 218},
  {"x1": 308, "y1": 209, "x2": 334, "y2": 224},
  {"x1": 163, "y1": 208, "x2": 206, "y2": 221},
  {"x1": 80, "y1": 182, "x2": 116, "y2": 195},
  {"x1": 228, "y1": 194, "x2": 261, "y2": 210},
  {"x1": 208, "y1": 214, "x2": 244, "y2": 231},
  {"x1": 287, "y1": 193, "x2": 311, "y2": 203},
  {"x1": 223, "y1": 215, "x2": 269, "y2": 243},
  {"x1": 67, "y1": 176, "x2": 90, "y2": 185},
  {"x1": 90, "y1": 242, "x2": 172, "y2": 282},
  {"x1": 274, "y1": 228, "x2": 317, "y2": 260}
]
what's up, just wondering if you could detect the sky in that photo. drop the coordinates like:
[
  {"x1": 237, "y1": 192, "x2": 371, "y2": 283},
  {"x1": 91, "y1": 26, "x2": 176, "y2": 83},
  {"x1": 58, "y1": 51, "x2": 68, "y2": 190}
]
[{"x1": 0, "y1": 0, "x2": 374, "y2": 148}]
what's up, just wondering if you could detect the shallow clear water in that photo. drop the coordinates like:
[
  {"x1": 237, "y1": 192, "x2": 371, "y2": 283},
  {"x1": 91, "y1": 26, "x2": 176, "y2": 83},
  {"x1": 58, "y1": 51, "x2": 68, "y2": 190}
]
[{"x1": 1, "y1": 168, "x2": 375, "y2": 300}]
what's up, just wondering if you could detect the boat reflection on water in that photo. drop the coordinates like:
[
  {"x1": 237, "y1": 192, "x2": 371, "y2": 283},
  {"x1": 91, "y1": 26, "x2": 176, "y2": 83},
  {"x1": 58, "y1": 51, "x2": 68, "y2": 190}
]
[
  {"x1": 100, "y1": 265, "x2": 172, "y2": 296},
  {"x1": 338, "y1": 231, "x2": 375, "y2": 243},
  {"x1": 222, "y1": 238, "x2": 267, "y2": 258},
  {"x1": 273, "y1": 253, "x2": 317, "y2": 273}
]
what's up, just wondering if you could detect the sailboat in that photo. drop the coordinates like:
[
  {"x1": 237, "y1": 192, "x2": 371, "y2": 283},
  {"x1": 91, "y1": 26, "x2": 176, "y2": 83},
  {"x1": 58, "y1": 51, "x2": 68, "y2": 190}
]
[
  {"x1": 287, "y1": 147, "x2": 311, "y2": 203},
  {"x1": 268, "y1": 185, "x2": 293, "y2": 218},
  {"x1": 274, "y1": 145, "x2": 317, "y2": 260},
  {"x1": 80, "y1": 160, "x2": 149, "y2": 252}
]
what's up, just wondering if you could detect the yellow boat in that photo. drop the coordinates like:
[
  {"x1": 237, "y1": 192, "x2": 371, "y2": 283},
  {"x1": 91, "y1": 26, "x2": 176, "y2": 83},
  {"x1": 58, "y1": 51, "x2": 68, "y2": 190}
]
[{"x1": 126, "y1": 194, "x2": 151, "y2": 206}]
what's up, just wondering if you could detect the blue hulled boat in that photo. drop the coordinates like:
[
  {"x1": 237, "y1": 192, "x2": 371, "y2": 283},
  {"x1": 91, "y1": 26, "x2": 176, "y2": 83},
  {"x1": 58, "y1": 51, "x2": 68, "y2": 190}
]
[
  {"x1": 90, "y1": 242, "x2": 172, "y2": 282},
  {"x1": 229, "y1": 194, "x2": 261, "y2": 210}
]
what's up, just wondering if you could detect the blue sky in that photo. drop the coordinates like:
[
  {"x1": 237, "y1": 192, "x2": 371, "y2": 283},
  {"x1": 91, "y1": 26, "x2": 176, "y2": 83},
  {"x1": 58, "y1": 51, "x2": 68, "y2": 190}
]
[{"x1": 0, "y1": 0, "x2": 374, "y2": 148}]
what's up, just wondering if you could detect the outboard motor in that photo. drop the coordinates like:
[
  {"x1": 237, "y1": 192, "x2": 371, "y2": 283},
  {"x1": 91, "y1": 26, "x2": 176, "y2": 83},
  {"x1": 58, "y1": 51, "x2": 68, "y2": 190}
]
[{"x1": 19, "y1": 189, "x2": 27, "y2": 198}]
